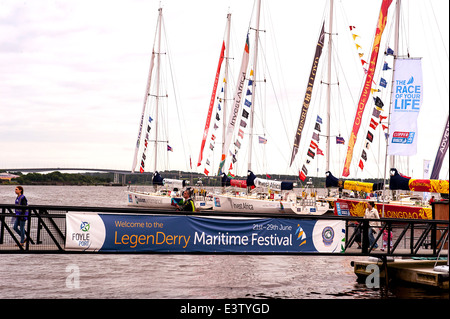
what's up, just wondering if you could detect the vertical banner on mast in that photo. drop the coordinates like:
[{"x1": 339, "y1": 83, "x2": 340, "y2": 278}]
[
  {"x1": 342, "y1": 0, "x2": 392, "y2": 177},
  {"x1": 197, "y1": 41, "x2": 226, "y2": 168},
  {"x1": 290, "y1": 22, "x2": 325, "y2": 167},
  {"x1": 387, "y1": 58, "x2": 423, "y2": 156},
  {"x1": 218, "y1": 34, "x2": 250, "y2": 174},
  {"x1": 430, "y1": 116, "x2": 449, "y2": 179}
]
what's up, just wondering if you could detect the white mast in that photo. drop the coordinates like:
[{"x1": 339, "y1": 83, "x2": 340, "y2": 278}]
[
  {"x1": 325, "y1": 0, "x2": 333, "y2": 173},
  {"x1": 222, "y1": 13, "x2": 231, "y2": 168},
  {"x1": 383, "y1": 0, "x2": 401, "y2": 215},
  {"x1": 153, "y1": 7, "x2": 163, "y2": 173},
  {"x1": 248, "y1": 0, "x2": 261, "y2": 172}
]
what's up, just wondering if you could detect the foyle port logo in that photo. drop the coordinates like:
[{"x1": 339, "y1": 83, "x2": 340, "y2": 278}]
[
  {"x1": 80, "y1": 221, "x2": 90, "y2": 232},
  {"x1": 69, "y1": 221, "x2": 92, "y2": 248}
]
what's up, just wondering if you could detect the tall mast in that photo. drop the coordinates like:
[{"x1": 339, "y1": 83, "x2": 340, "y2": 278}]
[
  {"x1": 383, "y1": 0, "x2": 401, "y2": 214},
  {"x1": 389, "y1": 0, "x2": 401, "y2": 171},
  {"x1": 248, "y1": 0, "x2": 261, "y2": 172},
  {"x1": 325, "y1": 0, "x2": 333, "y2": 173},
  {"x1": 153, "y1": 7, "x2": 163, "y2": 173},
  {"x1": 222, "y1": 13, "x2": 231, "y2": 166}
]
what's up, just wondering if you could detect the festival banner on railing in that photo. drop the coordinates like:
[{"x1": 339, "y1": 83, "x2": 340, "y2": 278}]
[
  {"x1": 342, "y1": 0, "x2": 392, "y2": 177},
  {"x1": 66, "y1": 212, "x2": 345, "y2": 253},
  {"x1": 290, "y1": 22, "x2": 325, "y2": 167},
  {"x1": 334, "y1": 199, "x2": 432, "y2": 220},
  {"x1": 387, "y1": 58, "x2": 423, "y2": 156}
]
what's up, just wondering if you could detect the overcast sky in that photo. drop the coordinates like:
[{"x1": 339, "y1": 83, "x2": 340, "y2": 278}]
[{"x1": 0, "y1": 0, "x2": 448, "y2": 180}]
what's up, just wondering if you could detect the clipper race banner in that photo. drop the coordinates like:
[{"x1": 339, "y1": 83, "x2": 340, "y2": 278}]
[
  {"x1": 290, "y1": 22, "x2": 325, "y2": 166},
  {"x1": 388, "y1": 58, "x2": 423, "y2": 156},
  {"x1": 66, "y1": 213, "x2": 345, "y2": 253},
  {"x1": 342, "y1": 0, "x2": 392, "y2": 177}
]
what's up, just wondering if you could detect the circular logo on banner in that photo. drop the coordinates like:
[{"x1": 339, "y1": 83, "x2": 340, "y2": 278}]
[
  {"x1": 322, "y1": 226, "x2": 334, "y2": 246},
  {"x1": 312, "y1": 220, "x2": 345, "y2": 253},
  {"x1": 80, "y1": 221, "x2": 90, "y2": 232}
]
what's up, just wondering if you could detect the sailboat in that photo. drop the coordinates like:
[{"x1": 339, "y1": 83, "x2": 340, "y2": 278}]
[
  {"x1": 328, "y1": 0, "x2": 449, "y2": 219},
  {"x1": 127, "y1": 7, "x2": 188, "y2": 209},
  {"x1": 288, "y1": 0, "x2": 368, "y2": 215},
  {"x1": 209, "y1": 0, "x2": 313, "y2": 215}
]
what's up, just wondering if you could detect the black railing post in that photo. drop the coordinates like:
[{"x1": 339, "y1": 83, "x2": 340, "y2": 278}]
[
  {"x1": 431, "y1": 221, "x2": 437, "y2": 255},
  {"x1": 25, "y1": 209, "x2": 32, "y2": 251},
  {"x1": 362, "y1": 220, "x2": 369, "y2": 254},
  {"x1": 0, "y1": 207, "x2": 5, "y2": 245}
]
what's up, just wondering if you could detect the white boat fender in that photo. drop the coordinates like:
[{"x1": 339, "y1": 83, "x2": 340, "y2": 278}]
[{"x1": 433, "y1": 265, "x2": 449, "y2": 273}]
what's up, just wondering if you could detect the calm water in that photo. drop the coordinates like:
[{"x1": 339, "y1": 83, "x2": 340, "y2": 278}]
[{"x1": 0, "y1": 185, "x2": 447, "y2": 299}]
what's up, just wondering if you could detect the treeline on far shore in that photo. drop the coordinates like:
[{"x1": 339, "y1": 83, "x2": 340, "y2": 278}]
[{"x1": 1, "y1": 170, "x2": 387, "y2": 188}]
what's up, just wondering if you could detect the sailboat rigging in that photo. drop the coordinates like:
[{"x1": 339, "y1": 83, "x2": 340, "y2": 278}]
[{"x1": 127, "y1": 7, "x2": 190, "y2": 209}]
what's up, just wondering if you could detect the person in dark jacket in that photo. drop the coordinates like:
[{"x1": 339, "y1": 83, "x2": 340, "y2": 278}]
[
  {"x1": 176, "y1": 189, "x2": 195, "y2": 212},
  {"x1": 14, "y1": 186, "x2": 28, "y2": 245}
]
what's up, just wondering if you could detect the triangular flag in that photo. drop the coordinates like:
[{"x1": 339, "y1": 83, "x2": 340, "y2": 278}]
[
  {"x1": 352, "y1": 34, "x2": 359, "y2": 40},
  {"x1": 369, "y1": 118, "x2": 379, "y2": 130},
  {"x1": 359, "y1": 159, "x2": 364, "y2": 170},
  {"x1": 299, "y1": 171, "x2": 306, "y2": 181},
  {"x1": 361, "y1": 59, "x2": 367, "y2": 66},
  {"x1": 379, "y1": 114, "x2": 388, "y2": 122},
  {"x1": 317, "y1": 148, "x2": 324, "y2": 156},
  {"x1": 349, "y1": 26, "x2": 356, "y2": 31},
  {"x1": 250, "y1": 69, "x2": 254, "y2": 76},
  {"x1": 358, "y1": 53, "x2": 364, "y2": 58}
]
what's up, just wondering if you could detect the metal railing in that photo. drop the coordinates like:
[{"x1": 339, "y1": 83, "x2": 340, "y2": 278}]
[{"x1": 0, "y1": 203, "x2": 448, "y2": 257}]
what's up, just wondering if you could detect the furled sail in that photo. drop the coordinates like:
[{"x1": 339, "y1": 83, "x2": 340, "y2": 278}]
[
  {"x1": 152, "y1": 171, "x2": 186, "y2": 189},
  {"x1": 197, "y1": 41, "x2": 226, "y2": 168},
  {"x1": 221, "y1": 173, "x2": 247, "y2": 188},
  {"x1": 389, "y1": 168, "x2": 449, "y2": 193},
  {"x1": 342, "y1": 0, "x2": 392, "y2": 177},
  {"x1": 290, "y1": 22, "x2": 325, "y2": 166},
  {"x1": 247, "y1": 171, "x2": 294, "y2": 191},
  {"x1": 131, "y1": 49, "x2": 156, "y2": 173},
  {"x1": 218, "y1": 34, "x2": 250, "y2": 174},
  {"x1": 430, "y1": 116, "x2": 449, "y2": 179},
  {"x1": 325, "y1": 171, "x2": 383, "y2": 193}
]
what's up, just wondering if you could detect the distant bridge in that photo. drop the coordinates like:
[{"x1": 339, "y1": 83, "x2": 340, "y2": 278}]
[
  {"x1": 1, "y1": 168, "x2": 137, "y2": 174},
  {"x1": 0, "y1": 167, "x2": 149, "y2": 185}
]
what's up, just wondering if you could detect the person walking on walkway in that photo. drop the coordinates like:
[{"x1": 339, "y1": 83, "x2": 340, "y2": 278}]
[
  {"x1": 14, "y1": 186, "x2": 28, "y2": 245},
  {"x1": 364, "y1": 201, "x2": 381, "y2": 249}
]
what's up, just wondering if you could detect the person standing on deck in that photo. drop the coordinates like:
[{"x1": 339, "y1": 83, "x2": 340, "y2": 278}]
[{"x1": 175, "y1": 189, "x2": 195, "y2": 212}]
